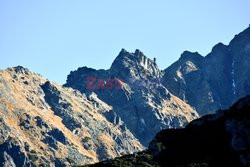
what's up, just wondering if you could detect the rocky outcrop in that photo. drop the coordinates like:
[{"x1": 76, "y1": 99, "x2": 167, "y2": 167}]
[
  {"x1": 162, "y1": 25, "x2": 250, "y2": 115},
  {"x1": 0, "y1": 66, "x2": 143, "y2": 166},
  {"x1": 0, "y1": 138, "x2": 32, "y2": 167},
  {"x1": 64, "y1": 49, "x2": 199, "y2": 146},
  {"x1": 89, "y1": 95, "x2": 250, "y2": 167}
]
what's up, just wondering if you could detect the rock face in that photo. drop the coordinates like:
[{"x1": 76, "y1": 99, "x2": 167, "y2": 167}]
[
  {"x1": 64, "y1": 49, "x2": 199, "y2": 146},
  {"x1": 162, "y1": 26, "x2": 250, "y2": 115},
  {"x1": 1, "y1": 25, "x2": 249, "y2": 167},
  {"x1": 90, "y1": 95, "x2": 250, "y2": 167},
  {"x1": 0, "y1": 66, "x2": 143, "y2": 166}
]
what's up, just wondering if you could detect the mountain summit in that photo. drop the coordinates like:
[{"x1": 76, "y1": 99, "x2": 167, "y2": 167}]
[
  {"x1": 64, "y1": 49, "x2": 199, "y2": 146},
  {"x1": 110, "y1": 49, "x2": 162, "y2": 80},
  {"x1": 162, "y1": 25, "x2": 250, "y2": 115}
]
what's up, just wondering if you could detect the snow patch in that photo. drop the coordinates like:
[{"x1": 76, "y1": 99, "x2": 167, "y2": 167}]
[
  {"x1": 176, "y1": 70, "x2": 183, "y2": 79},
  {"x1": 231, "y1": 59, "x2": 236, "y2": 96}
]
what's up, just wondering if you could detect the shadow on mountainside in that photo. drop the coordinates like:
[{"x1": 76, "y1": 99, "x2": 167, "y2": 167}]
[{"x1": 86, "y1": 95, "x2": 250, "y2": 167}]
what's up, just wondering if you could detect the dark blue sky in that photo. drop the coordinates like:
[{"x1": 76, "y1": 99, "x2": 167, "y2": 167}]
[{"x1": 1, "y1": 0, "x2": 250, "y2": 84}]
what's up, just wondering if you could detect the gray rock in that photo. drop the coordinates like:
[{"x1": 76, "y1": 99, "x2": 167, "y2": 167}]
[
  {"x1": 0, "y1": 67, "x2": 144, "y2": 166},
  {"x1": 3, "y1": 152, "x2": 16, "y2": 167},
  {"x1": 0, "y1": 117, "x2": 10, "y2": 144},
  {"x1": 0, "y1": 139, "x2": 31, "y2": 167},
  {"x1": 162, "y1": 26, "x2": 250, "y2": 116},
  {"x1": 65, "y1": 49, "x2": 198, "y2": 146}
]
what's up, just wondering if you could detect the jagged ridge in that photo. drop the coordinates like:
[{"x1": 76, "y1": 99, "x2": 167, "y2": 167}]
[
  {"x1": 64, "y1": 49, "x2": 199, "y2": 146},
  {"x1": 162, "y1": 25, "x2": 250, "y2": 115},
  {"x1": 0, "y1": 66, "x2": 143, "y2": 166}
]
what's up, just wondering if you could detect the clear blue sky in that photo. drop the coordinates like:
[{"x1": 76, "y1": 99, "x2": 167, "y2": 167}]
[{"x1": 1, "y1": 0, "x2": 249, "y2": 84}]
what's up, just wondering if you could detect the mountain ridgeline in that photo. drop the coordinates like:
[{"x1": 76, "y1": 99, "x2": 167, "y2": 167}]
[
  {"x1": 0, "y1": 26, "x2": 249, "y2": 166},
  {"x1": 64, "y1": 26, "x2": 250, "y2": 145},
  {"x1": 64, "y1": 49, "x2": 198, "y2": 146},
  {"x1": 162, "y1": 26, "x2": 250, "y2": 115},
  {"x1": 0, "y1": 66, "x2": 143, "y2": 166}
]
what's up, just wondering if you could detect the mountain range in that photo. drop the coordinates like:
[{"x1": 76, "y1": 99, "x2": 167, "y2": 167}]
[{"x1": 0, "y1": 25, "x2": 249, "y2": 166}]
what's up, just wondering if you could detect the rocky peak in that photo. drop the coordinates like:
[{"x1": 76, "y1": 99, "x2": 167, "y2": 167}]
[
  {"x1": 205, "y1": 43, "x2": 230, "y2": 63},
  {"x1": 163, "y1": 25, "x2": 250, "y2": 116},
  {"x1": 110, "y1": 49, "x2": 162, "y2": 80},
  {"x1": 179, "y1": 51, "x2": 204, "y2": 63},
  {"x1": 65, "y1": 49, "x2": 199, "y2": 146},
  {"x1": 211, "y1": 42, "x2": 227, "y2": 53}
]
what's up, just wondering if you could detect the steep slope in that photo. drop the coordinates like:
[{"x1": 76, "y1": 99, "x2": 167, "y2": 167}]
[
  {"x1": 0, "y1": 66, "x2": 143, "y2": 166},
  {"x1": 162, "y1": 25, "x2": 250, "y2": 115},
  {"x1": 89, "y1": 95, "x2": 250, "y2": 167},
  {"x1": 64, "y1": 49, "x2": 199, "y2": 146}
]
